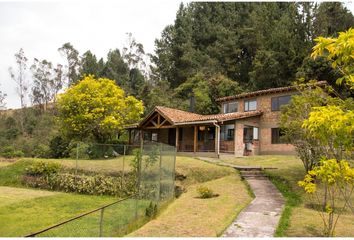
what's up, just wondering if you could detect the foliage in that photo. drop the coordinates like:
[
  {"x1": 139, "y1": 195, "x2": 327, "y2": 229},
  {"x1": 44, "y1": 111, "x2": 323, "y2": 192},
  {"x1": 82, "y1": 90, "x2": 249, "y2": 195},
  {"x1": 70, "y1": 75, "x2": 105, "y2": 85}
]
[
  {"x1": 130, "y1": 148, "x2": 142, "y2": 173},
  {"x1": 0, "y1": 146, "x2": 24, "y2": 158},
  {"x1": 49, "y1": 136, "x2": 70, "y2": 158},
  {"x1": 176, "y1": 73, "x2": 243, "y2": 114},
  {"x1": 298, "y1": 158, "x2": 354, "y2": 236},
  {"x1": 152, "y1": 2, "x2": 354, "y2": 91},
  {"x1": 0, "y1": 84, "x2": 6, "y2": 109},
  {"x1": 68, "y1": 142, "x2": 89, "y2": 159},
  {"x1": 312, "y1": 28, "x2": 354, "y2": 89},
  {"x1": 302, "y1": 105, "x2": 354, "y2": 160},
  {"x1": 57, "y1": 75, "x2": 144, "y2": 143},
  {"x1": 30, "y1": 59, "x2": 63, "y2": 110},
  {"x1": 196, "y1": 186, "x2": 214, "y2": 199},
  {"x1": 58, "y1": 42, "x2": 80, "y2": 86},
  {"x1": 145, "y1": 201, "x2": 158, "y2": 218},
  {"x1": 25, "y1": 161, "x2": 61, "y2": 176},
  {"x1": 24, "y1": 172, "x2": 137, "y2": 197},
  {"x1": 280, "y1": 83, "x2": 341, "y2": 171}
]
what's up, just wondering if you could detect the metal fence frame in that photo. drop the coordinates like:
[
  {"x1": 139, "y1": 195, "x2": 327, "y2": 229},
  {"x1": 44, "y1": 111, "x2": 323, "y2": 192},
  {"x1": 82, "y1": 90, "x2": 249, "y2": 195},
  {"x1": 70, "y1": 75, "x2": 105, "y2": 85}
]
[{"x1": 22, "y1": 141, "x2": 176, "y2": 237}]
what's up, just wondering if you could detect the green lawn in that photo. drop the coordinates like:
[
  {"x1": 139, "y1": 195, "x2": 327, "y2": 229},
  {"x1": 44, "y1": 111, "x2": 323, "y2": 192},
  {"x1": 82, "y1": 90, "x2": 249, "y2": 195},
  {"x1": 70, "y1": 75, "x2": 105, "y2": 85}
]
[
  {"x1": 217, "y1": 155, "x2": 354, "y2": 237},
  {"x1": 129, "y1": 156, "x2": 252, "y2": 237}
]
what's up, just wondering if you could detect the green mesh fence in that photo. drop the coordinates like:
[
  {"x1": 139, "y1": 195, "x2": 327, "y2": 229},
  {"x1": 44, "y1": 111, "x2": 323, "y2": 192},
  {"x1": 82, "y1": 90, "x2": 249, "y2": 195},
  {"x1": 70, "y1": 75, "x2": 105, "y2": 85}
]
[{"x1": 25, "y1": 142, "x2": 176, "y2": 237}]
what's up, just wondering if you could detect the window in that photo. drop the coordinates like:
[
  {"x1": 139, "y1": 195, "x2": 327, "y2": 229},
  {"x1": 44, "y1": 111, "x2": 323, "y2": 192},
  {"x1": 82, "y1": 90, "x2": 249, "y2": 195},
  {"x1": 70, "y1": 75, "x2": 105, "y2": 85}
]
[
  {"x1": 221, "y1": 124, "x2": 235, "y2": 141},
  {"x1": 253, "y1": 127, "x2": 259, "y2": 140},
  {"x1": 271, "y1": 95, "x2": 291, "y2": 111},
  {"x1": 223, "y1": 101, "x2": 238, "y2": 113},
  {"x1": 271, "y1": 128, "x2": 285, "y2": 144},
  {"x1": 151, "y1": 133, "x2": 158, "y2": 142},
  {"x1": 244, "y1": 99, "x2": 257, "y2": 111}
]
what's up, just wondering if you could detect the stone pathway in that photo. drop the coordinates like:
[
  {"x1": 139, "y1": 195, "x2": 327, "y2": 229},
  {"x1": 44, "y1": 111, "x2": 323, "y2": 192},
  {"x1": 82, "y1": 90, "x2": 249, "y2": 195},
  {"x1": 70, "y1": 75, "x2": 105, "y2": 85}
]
[
  {"x1": 222, "y1": 169, "x2": 285, "y2": 237},
  {"x1": 198, "y1": 158, "x2": 285, "y2": 237}
]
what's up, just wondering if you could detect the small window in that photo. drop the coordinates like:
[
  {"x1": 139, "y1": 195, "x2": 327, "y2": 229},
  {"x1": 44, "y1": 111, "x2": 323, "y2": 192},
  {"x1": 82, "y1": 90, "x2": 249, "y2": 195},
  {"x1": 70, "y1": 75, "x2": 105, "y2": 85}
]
[
  {"x1": 271, "y1": 95, "x2": 291, "y2": 111},
  {"x1": 223, "y1": 101, "x2": 238, "y2": 113},
  {"x1": 271, "y1": 128, "x2": 285, "y2": 144},
  {"x1": 253, "y1": 127, "x2": 259, "y2": 140},
  {"x1": 245, "y1": 99, "x2": 257, "y2": 111},
  {"x1": 221, "y1": 124, "x2": 235, "y2": 141},
  {"x1": 151, "y1": 133, "x2": 158, "y2": 142}
]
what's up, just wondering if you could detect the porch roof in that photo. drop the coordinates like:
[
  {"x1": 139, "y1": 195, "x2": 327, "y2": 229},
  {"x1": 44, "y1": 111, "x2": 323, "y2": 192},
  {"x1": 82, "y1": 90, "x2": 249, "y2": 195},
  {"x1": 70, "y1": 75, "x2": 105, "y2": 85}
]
[{"x1": 128, "y1": 106, "x2": 262, "y2": 129}]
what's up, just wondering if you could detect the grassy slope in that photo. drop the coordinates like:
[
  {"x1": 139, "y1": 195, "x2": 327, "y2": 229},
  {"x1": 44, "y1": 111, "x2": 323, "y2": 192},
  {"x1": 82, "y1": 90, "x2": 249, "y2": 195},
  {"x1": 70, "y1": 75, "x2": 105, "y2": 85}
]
[
  {"x1": 129, "y1": 157, "x2": 252, "y2": 237},
  {"x1": 221, "y1": 155, "x2": 354, "y2": 237},
  {"x1": 0, "y1": 187, "x2": 116, "y2": 237}
]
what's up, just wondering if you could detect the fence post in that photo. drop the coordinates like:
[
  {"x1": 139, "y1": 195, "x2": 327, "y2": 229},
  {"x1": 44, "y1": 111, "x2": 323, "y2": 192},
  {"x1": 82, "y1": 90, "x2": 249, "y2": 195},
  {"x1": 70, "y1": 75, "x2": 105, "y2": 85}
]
[
  {"x1": 99, "y1": 208, "x2": 104, "y2": 237},
  {"x1": 75, "y1": 142, "x2": 79, "y2": 181},
  {"x1": 158, "y1": 143, "x2": 162, "y2": 203},
  {"x1": 121, "y1": 145, "x2": 126, "y2": 189}
]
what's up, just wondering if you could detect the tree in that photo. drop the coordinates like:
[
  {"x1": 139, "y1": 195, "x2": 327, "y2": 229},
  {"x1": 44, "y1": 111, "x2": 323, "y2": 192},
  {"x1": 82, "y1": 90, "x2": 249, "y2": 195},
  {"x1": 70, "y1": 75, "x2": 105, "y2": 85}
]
[
  {"x1": 122, "y1": 33, "x2": 148, "y2": 78},
  {"x1": 313, "y1": 2, "x2": 354, "y2": 38},
  {"x1": 79, "y1": 50, "x2": 102, "y2": 79},
  {"x1": 8, "y1": 48, "x2": 29, "y2": 132},
  {"x1": 176, "y1": 73, "x2": 243, "y2": 114},
  {"x1": 102, "y1": 49, "x2": 130, "y2": 89},
  {"x1": 312, "y1": 28, "x2": 354, "y2": 90},
  {"x1": 0, "y1": 85, "x2": 6, "y2": 110},
  {"x1": 58, "y1": 42, "x2": 80, "y2": 86},
  {"x1": 280, "y1": 83, "x2": 341, "y2": 172},
  {"x1": 9, "y1": 48, "x2": 29, "y2": 109},
  {"x1": 298, "y1": 159, "x2": 354, "y2": 237},
  {"x1": 57, "y1": 75, "x2": 144, "y2": 143},
  {"x1": 30, "y1": 59, "x2": 57, "y2": 111}
]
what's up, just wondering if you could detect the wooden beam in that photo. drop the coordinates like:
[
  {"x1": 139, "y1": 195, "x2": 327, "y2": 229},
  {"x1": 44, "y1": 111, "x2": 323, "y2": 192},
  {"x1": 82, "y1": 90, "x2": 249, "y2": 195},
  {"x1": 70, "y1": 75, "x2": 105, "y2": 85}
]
[
  {"x1": 193, "y1": 126, "x2": 197, "y2": 153},
  {"x1": 175, "y1": 127, "x2": 179, "y2": 151},
  {"x1": 128, "y1": 129, "x2": 132, "y2": 145}
]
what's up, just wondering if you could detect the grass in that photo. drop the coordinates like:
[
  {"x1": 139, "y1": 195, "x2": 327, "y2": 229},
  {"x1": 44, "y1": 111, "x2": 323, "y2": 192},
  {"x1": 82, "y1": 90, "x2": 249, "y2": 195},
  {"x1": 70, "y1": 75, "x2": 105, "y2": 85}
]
[
  {"x1": 25, "y1": 156, "x2": 135, "y2": 175},
  {"x1": 0, "y1": 187, "x2": 118, "y2": 237},
  {"x1": 128, "y1": 157, "x2": 252, "y2": 237},
  {"x1": 219, "y1": 155, "x2": 354, "y2": 237}
]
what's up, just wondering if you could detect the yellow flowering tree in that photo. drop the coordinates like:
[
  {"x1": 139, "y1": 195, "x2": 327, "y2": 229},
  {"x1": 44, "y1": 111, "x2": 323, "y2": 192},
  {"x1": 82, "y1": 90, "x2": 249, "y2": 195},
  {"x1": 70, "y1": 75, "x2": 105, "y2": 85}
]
[
  {"x1": 298, "y1": 159, "x2": 354, "y2": 236},
  {"x1": 57, "y1": 75, "x2": 144, "y2": 143},
  {"x1": 311, "y1": 28, "x2": 354, "y2": 89},
  {"x1": 298, "y1": 28, "x2": 354, "y2": 236}
]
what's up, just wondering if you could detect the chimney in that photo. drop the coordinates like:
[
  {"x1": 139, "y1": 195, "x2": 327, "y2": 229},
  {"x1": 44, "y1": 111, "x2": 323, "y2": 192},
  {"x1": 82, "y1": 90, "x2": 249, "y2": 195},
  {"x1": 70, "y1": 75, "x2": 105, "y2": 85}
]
[{"x1": 189, "y1": 94, "x2": 195, "y2": 113}]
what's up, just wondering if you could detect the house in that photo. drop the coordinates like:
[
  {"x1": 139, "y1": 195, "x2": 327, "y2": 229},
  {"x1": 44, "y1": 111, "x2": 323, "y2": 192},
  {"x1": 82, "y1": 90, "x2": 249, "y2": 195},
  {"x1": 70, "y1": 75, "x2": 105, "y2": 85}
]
[{"x1": 126, "y1": 81, "x2": 328, "y2": 157}]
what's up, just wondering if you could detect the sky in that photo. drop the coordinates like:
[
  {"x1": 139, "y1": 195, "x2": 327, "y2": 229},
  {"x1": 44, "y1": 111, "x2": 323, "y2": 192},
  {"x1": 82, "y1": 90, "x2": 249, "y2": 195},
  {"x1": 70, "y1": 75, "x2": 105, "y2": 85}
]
[{"x1": 0, "y1": 0, "x2": 353, "y2": 109}]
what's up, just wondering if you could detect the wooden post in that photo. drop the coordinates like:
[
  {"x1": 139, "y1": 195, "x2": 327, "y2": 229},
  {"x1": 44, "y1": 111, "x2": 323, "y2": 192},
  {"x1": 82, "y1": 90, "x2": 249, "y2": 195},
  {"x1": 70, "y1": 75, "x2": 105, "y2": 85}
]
[
  {"x1": 175, "y1": 127, "x2": 179, "y2": 151},
  {"x1": 128, "y1": 129, "x2": 132, "y2": 145},
  {"x1": 234, "y1": 121, "x2": 237, "y2": 155},
  {"x1": 193, "y1": 126, "x2": 197, "y2": 153}
]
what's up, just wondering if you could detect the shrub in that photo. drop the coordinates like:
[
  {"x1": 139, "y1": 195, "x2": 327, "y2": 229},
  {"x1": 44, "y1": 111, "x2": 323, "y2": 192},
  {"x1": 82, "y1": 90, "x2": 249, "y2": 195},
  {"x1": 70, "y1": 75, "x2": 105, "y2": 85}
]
[
  {"x1": 145, "y1": 201, "x2": 158, "y2": 218},
  {"x1": 49, "y1": 136, "x2": 70, "y2": 158},
  {"x1": 69, "y1": 142, "x2": 90, "y2": 159},
  {"x1": 197, "y1": 186, "x2": 214, "y2": 199},
  {"x1": 24, "y1": 171, "x2": 137, "y2": 197},
  {"x1": 32, "y1": 144, "x2": 51, "y2": 158},
  {"x1": 0, "y1": 146, "x2": 24, "y2": 158},
  {"x1": 25, "y1": 161, "x2": 61, "y2": 176}
]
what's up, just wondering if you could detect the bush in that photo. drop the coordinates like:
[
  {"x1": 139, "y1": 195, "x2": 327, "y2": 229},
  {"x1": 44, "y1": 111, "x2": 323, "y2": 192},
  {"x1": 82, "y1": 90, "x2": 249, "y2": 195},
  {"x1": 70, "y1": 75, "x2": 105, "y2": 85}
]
[
  {"x1": 145, "y1": 201, "x2": 158, "y2": 218},
  {"x1": 32, "y1": 144, "x2": 51, "y2": 158},
  {"x1": 69, "y1": 142, "x2": 90, "y2": 159},
  {"x1": 49, "y1": 136, "x2": 70, "y2": 158},
  {"x1": 197, "y1": 186, "x2": 214, "y2": 199},
  {"x1": 24, "y1": 171, "x2": 137, "y2": 197},
  {"x1": 25, "y1": 161, "x2": 61, "y2": 176},
  {"x1": 0, "y1": 146, "x2": 24, "y2": 158}
]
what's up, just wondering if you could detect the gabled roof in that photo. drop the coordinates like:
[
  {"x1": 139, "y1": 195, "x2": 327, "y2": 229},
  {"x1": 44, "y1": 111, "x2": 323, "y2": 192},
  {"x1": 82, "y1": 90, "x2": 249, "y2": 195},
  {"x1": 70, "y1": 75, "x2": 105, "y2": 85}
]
[
  {"x1": 134, "y1": 106, "x2": 262, "y2": 128},
  {"x1": 216, "y1": 81, "x2": 328, "y2": 102}
]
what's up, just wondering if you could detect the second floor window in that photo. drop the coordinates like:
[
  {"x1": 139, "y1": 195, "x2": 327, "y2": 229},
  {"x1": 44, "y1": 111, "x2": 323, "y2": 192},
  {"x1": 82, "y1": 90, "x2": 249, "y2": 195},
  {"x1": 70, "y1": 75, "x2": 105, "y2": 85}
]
[
  {"x1": 244, "y1": 99, "x2": 257, "y2": 111},
  {"x1": 223, "y1": 101, "x2": 238, "y2": 113},
  {"x1": 271, "y1": 95, "x2": 291, "y2": 111}
]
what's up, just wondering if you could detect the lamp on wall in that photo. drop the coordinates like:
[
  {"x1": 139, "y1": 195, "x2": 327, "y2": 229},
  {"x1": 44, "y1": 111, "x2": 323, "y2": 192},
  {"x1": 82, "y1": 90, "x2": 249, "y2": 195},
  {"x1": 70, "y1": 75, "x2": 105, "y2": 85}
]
[{"x1": 199, "y1": 126, "x2": 205, "y2": 131}]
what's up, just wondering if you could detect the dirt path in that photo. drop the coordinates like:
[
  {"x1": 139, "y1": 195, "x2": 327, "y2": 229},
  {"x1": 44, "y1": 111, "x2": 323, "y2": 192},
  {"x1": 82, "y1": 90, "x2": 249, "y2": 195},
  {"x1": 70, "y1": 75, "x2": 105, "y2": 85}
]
[{"x1": 222, "y1": 171, "x2": 284, "y2": 237}]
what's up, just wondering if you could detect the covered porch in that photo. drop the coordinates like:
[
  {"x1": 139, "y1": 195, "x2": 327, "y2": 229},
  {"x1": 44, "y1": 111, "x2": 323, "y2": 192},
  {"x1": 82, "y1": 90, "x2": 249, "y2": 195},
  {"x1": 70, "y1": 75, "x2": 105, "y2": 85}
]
[{"x1": 126, "y1": 106, "x2": 262, "y2": 157}]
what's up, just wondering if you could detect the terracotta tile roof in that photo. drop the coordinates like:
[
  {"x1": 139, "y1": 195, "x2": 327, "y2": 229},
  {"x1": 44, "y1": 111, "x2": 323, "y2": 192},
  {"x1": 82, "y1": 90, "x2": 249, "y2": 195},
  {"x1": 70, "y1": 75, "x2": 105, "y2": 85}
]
[
  {"x1": 216, "y1": 81, "x2": 328, "y2": 102},
  {"x1": 154, "y1": 106, "x2": 262, "y2": 125}
]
